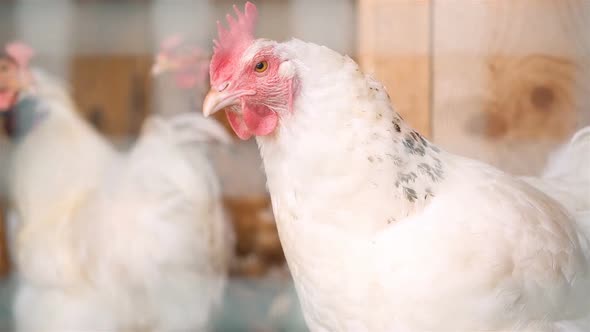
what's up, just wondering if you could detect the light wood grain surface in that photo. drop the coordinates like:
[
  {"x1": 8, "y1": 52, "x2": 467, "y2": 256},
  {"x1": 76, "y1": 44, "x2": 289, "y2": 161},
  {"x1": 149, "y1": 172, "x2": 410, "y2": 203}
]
[
  {"x1": 70, "y1": 55, "x2": 153, "y2": 137},
  {"x1": 432, "y1": 0, "x2": 590, "y2": 174},
  {"x1": 358, "y1": 0, "x2": 590, "y2": 174},
  {"x1": 358, "y1": 0, "x2": 432, "y2": 137}
]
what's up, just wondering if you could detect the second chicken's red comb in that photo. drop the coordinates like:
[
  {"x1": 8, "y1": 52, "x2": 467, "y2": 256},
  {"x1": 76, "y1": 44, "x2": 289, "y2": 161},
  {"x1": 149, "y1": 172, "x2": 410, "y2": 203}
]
[{"x1": 5, "y1": 41, "x2": 34, "y2": 67}]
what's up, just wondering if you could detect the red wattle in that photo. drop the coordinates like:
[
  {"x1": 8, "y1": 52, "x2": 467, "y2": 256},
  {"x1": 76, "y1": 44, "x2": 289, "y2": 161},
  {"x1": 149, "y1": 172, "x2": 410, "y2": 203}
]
[
  {"x1": 224, "y1": 102, "x2": 279, "y2": 140},
  {"x1": 226, "y1": 110, "x2": 253, "y2": 140},
  {"x1": 242, "y1": 103, "x2": 278, "y2": 136},
  {"x1": 0, "y1": 91, "x2": 17, "y2": 111}
]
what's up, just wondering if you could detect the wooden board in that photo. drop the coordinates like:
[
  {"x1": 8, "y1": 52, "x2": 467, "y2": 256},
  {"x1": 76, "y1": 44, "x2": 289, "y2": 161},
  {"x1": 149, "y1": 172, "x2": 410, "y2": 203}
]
[
  {"x1": 70, "y1": 55, "x2": 153, "y2": 138},
  {"x1": 431, "y1": 0, "x2": 590, "y2": 174},
  {"x1": 71, "y1": 1, "x2": 152, "y2": 56},
  {"x1": 0, "y1": 2, "x2": 17, "y2": 44},
  {"x1": 224, "y1": 195, "x2": 284, "y2": 277},
  {"x1": 0, "y1": 202, "x2": 11, "y2": 278},
  {"x1": 0, "y1": 0, "x2": 14, "y2": 275},
  {"x1": 357, "y1": 0, "x2": 432, "y2": 137}
]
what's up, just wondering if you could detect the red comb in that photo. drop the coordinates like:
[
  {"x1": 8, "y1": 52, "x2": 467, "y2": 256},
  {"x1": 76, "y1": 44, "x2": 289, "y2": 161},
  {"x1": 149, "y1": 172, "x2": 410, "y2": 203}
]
[
  {"x1": 213, "y1": 2, "x2": 258, "y2": 54},
  {"x1": 5, "y1": 41, "x2": 34, "y2": 67},
  {"x1": 210, "y1": 2, "x2": 258, "y2": 82}
]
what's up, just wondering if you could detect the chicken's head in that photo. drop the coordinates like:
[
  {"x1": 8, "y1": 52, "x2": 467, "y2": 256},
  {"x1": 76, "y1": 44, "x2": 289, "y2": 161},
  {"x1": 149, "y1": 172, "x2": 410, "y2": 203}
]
[
  {"x1": 151, "y1": 34, "x2": 209, "y2": 91},
  {"x1": 203, "y1": 2, "x2": 297, "y2": 140},
  {"x1": 0, "y1": 41, "x2": 34, "y2": 111}
]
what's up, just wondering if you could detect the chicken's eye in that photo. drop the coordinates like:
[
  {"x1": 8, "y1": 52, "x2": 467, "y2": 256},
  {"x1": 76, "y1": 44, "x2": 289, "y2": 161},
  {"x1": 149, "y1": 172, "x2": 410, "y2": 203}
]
[{"x1": 254, "y1": 61, "x2": 268, "y2": 73}]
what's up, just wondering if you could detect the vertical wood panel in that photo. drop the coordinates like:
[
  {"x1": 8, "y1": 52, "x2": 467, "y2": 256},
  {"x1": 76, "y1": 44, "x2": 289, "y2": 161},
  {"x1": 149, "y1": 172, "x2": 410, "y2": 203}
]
[
  {"x1": 357, "y1": 0, "x2": 431, "y2": 137},
  {"x1": 71, "y1": 2, "x2": 153, "y2": 56},
  {"x1": 0, "y1": 2, "x2": 17, "y2": 44},
  {"x1": 15, "y1": 1, "x2": 73, "y2": 80},
  {"x1": 432, "y1": 0, "x2": 590, "y2": 174},
  {"x1": 70, "y1": 55, "x2": 153, "y2": 138},
  {"x1": 0, "y1": 1, "x2": 17, "y2": 279},
  {"x1": 290, "y1": 0, "x2": 356, "y2": 56},
  {"x1": 0, "y1": 202, "x2": 10, "y2": 278}
]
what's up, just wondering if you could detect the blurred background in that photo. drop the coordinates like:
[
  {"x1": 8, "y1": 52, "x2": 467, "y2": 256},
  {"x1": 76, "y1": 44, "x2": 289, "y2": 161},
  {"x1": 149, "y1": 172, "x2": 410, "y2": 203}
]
[{"x1": 0, "y1": 0, "x2": 588, "y2": 331}]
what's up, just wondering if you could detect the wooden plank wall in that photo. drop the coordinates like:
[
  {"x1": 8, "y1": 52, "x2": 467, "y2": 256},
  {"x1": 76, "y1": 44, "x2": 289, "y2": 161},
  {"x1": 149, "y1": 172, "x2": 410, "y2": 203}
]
[
  {"x1": 433, "y1": 0, "x2": 590, "y2": 174},
  {"x1": 70, "y1": 55, "x2": 154, "y2": 138},
  {"x1": 0, "y1": 1, "x2": 18, "y2": 279},
  {"x1": 0, "y1": 201, "x2": 10, "y2": 277},
  {"x1": 1, "y1": 0, "x2": 588, "y2": 280},
  {"x1": 358, "y1": 0, "x2": 590, "y2": 174},
  {"x1": 358, "y1": 0, "x2": 432, "y2": 137}
]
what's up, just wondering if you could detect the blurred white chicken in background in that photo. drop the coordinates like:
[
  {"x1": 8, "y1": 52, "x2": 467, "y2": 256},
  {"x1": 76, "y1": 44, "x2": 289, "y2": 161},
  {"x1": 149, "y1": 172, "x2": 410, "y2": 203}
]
[
  {"x1": 151, "y1": 35, "x2": 209, "y2": 93},
  {"x1": 152, "y1": 35, "x2": 269, "y2": 199},
  {"x1": 0, "y1": 40, "x2": 234, "y2": 331},
  {"x1": 152, "y1": 35, "x2": 308, "y2": 331},
  {"x1": 0, "y1": 42, "x2": 117, "y2": 267},
  {"x1": 522, "y1": 127, "x2": 590, "y2": 213}
]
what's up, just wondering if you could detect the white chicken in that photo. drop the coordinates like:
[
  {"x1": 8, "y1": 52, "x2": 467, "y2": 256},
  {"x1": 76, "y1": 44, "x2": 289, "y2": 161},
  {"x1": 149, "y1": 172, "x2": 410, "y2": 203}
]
[
  {"x1": 203, "y1": 3, "x2": 590, "y2": 331},
  {"x1": 1, "y1": 41, "x2": 233, "y2": 331},
  {"x1": 522, "y1": 127, "x2": 590, "y2": 213}
]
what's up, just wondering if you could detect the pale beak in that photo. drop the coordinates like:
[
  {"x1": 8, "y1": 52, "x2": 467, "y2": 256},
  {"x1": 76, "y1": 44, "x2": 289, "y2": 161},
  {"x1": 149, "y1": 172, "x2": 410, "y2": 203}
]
[
  {"x1": 152, "y1": 62, "x2": 169, "y2": 76},
  {"x1": 151, "y1": 62, "x2": 166, "y2": 76},
  {"x1": 151, "y1": 57, "x2": 174, "y2": 76},
  {"x1": 202, "y1": 87, "x2": 255, "y2": 117}
]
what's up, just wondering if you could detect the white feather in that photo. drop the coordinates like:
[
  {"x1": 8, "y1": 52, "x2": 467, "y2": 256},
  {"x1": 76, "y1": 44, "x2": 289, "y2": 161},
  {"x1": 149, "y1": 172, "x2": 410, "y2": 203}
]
[
  {"x1": 9, "y1": 69, "x2": 232, "y2": 331},
  {"x1": 251, "y1": 39, "x2": 590, "y2": 332},
  {"x1": 522, "y1": 126, "x2": 590, "y2": 212}
]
